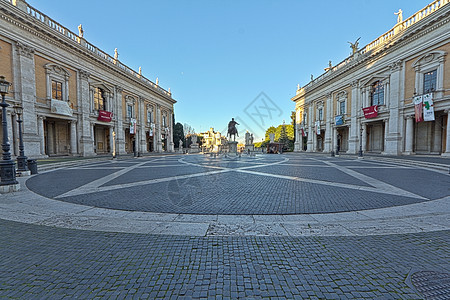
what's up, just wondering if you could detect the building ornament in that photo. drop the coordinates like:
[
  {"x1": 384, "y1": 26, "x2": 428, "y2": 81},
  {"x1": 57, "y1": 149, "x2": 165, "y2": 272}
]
[
  {"x1": 15, "y1": 41, "x2": 35, "y2": 58},
  {"x1": 78, "y1": 69, "x2": 90, "y2": 80},
  {"x1": 389, "y1": 59, "x2": 403, "y2": 72},
  {"x1": 45, "y1": 63, "x2": 70, "y2": 79},
  {"x1": 351, "y1": 80, "x2": 359, "y2": 88},
  {"x1": 115, "y1": 85, "x2": 124, "y2": 93}
]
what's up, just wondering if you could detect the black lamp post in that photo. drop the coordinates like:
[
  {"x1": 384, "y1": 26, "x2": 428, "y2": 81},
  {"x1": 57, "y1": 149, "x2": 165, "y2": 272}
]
[
  {"x1": 14, "y1": 104, "x2": 28, "y2": 172},
  {"x1": 0, "y1": 76, "x2": 18, "y2": 186},
  {"x1": 358, "y1": 124, "x2": 364, "y2": 158}
]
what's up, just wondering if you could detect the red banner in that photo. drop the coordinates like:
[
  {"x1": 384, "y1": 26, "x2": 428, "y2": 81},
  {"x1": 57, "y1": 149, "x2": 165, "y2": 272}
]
[
  {"x1": 362, "y1": 105, "x2": 378, "y2": 119},
  {"x1": 97, "y1": 110, "x2": 112, "y2": 122}
]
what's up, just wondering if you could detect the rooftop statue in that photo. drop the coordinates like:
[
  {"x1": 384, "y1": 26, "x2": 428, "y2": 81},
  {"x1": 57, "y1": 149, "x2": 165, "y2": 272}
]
[
  {"x1": 77, "y1": 24, "x2": 83, "y2": 38},
  {"x1": 395, "y1": 9, "x2": 403, "y2": 23},
  {"x1": 348, "y1": 37, "x2": 361, "y2": 54}
]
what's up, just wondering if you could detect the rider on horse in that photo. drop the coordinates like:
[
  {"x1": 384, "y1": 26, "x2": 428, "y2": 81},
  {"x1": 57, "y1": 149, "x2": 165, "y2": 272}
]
[{"x1": 227, "y1": 118, "x2": 239, "y2": 141}]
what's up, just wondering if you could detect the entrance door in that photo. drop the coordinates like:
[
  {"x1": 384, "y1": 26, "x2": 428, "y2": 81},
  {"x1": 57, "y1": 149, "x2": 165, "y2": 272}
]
[{"x1": 368, "y1": 123, "x2": 384, "y2": 153}]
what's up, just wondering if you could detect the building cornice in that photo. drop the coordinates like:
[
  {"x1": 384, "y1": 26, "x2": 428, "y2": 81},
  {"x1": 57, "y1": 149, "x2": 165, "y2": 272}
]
[
  {"x1": 0, "y1": 2, "x2": 176, "y2": 104},
  {"x1": 300, "y1": 2, "x2": 450, "y2": 96}
]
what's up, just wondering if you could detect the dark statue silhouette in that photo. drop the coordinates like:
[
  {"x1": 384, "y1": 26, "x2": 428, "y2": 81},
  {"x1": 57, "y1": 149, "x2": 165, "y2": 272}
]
[{"x1": 227, "y1": 118, "x2": 239, "y2": 141}]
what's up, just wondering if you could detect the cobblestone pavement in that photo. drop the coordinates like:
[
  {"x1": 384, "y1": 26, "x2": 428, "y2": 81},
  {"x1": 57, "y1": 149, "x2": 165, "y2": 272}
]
[
  {"x1": 25, "y1": 154, "x2": 450, "y2": 214},
  {"x1": 1, "y1": 153, "x2": 449, "y2": 299},
  {"x1": 1, "y1": 219, "x2": 449, "y2": 299}
]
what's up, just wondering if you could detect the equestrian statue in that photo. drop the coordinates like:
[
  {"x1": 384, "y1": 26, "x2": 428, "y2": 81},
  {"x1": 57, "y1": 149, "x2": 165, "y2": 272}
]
[{"x1": 227, "y1": 118, "x2": 239, "y2": 141}]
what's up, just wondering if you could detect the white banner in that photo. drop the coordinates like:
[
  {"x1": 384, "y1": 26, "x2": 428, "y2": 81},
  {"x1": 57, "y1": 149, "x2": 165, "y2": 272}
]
[
  {"x1": 51, "y1": 99, "x2": 73, "y2": 116},
  {"x1": 315, "y1": 121, "x2": 321, "y2": 135},
  {"x1": 423, "y1": 93, "x2": 435, "y2": 121}
]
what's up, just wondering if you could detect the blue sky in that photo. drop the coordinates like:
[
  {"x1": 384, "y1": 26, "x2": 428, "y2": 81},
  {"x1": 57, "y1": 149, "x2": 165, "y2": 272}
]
[{"x1": 28, "y1": 0, "x2": 430, "y2": 142}]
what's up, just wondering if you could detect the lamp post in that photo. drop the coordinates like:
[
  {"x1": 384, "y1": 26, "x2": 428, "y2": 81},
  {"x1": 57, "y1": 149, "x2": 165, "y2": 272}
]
[
  {"x1": 14, "y1": 104, "x2": 29, "y2": 173},
  {"x1": 0, "y1": 76, "x2": 18, "y2": 186},
  {"x1": 358, "y1": 124, "x2": 364, "y2": 158}
]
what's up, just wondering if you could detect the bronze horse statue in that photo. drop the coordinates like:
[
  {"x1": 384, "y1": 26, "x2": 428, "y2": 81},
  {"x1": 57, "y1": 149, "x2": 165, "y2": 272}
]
[{"x1": 227, "y1": 118, "x2": 239, "y2": 141}]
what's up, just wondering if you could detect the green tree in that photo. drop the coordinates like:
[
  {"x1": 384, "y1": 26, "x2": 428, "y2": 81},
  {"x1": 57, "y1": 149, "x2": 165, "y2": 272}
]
[{"x1": 173, "y1": 122, "x2": 184, "y2": 148}]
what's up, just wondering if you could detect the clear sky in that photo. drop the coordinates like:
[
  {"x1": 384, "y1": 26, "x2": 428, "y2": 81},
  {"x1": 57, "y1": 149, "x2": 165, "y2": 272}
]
[{"x1": 28, "y1": 0, "x2": 431, "y2": 142}]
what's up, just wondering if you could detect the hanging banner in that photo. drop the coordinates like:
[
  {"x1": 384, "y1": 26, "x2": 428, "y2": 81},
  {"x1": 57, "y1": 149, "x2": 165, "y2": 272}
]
[
  {"x1": 414, "y1": 95, "x2": 423, "y2": 123},
  {"x1": 130, "y1": 118, "x2": 137, "y2": 134},
  {"x1": 335, "y1": 115, "x2": 344, "y2": 125},
  {"x1": 301, "y1": 128, "x2": 306, "y2": 137},
  {"x1": 315, "y1": 121, "x2": 321, "y2": 135},
  {"x1": 362, "y1": 105, "x2": 378, "y2": 119},
  {"x1": 97, "y1": 110, "x2": 112, "y2": 122},
  {"x1": 422, "y1": 93, "x2": 435, "y2": 121}
]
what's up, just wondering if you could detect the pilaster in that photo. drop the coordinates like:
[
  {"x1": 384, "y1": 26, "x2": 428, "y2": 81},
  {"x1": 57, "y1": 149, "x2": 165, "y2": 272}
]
[
  {"x1": 14, "y1": 41, "x2": 41, "y2": 157},
  {"x1": 114, "y1": 85, "x2": 126, "y2": 155},
  {"x1": 324, "y1": 93, "x2": 333, "y2": 152},
  {"x1": 384, "y1": 60, "x2": 403, "y2": 155},
  {"x1": 442, "y1": 110, "x2": 450, "y2": 157},
  {"x1": 77, "y1": 69, "x2": 95, "y2": 156},
  {"x1": 348, "y1": 80, "x2": 359, "y2": 154}
]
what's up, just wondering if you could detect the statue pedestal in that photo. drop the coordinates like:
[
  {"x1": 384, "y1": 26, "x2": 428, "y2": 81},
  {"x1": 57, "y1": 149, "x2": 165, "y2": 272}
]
[
  {"x1": 189, "y1": 143, "x2": 199, "y2": 153},
  {"x1": 228, "y1": 141, "x2": 238, "y2": 156}
]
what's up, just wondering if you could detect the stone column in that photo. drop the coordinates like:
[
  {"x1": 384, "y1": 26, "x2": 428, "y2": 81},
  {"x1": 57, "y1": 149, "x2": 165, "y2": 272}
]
[
  {"x1": 47, "y1": 121, "x2": 54, "y2": 155},
  {"x1": 115, "y1": 85, "x2": 126, "y2": 155},
  {"x1": 385, "y1": 60, "x2": 403, "y2": 155},
  {"x1": 38, "y1": 116, "x2": 46, "y2": 156},
  {"x1": 294, "y1": 109, "x2": 301, "y2": 152},
  {"x1": 433, "y1": 118, "x2": 442, "y2": 153},
  {"x1": 13, "y1": 41, "x2": 41, "y2": 157},
  {"x1": 404, "y1": 116, "x2": 414, "y2": 154},
  {"x1": 7, "y1": 112, "x2": 16, "y2": 156},
  {"x1": 70, "y1": 120, "x2": 77, "y2": 155},
  {"x1": 362, "y1": 123, "x2": 367, "y2": 153},
  {"x1": 138, "y1": 97, "x2": 146, "y2": 154},
  {"x1": 383, "y1": 119, "x2": 389, "y2": 153},
  {"x1": 443, "y1": 110, "x2": 450, "y2": 157},
  {"x1": 109, "y1": 126, "x2": 114, "y2": 155},
  {"x1": 156, "y1": 105, "x2": 162, "y2": 152},
  {"x1": 169, "y1": 111, "x2": 174, "y2": 152},
  {"x1": 348, "y1": 80, "x2": 359, "y2": 154},
  {"x1": 324, "y1": 93, "x2": 333, "y2": 152},
  {"x1": 77, "y1": 69, "x2": 94, "y2": 156},
  {"x1": 307, "y1": 104, "x2": 313, "y2": 152},
  {"x1": 333, "y1": 127, "x2": 338, "y2": 154}
]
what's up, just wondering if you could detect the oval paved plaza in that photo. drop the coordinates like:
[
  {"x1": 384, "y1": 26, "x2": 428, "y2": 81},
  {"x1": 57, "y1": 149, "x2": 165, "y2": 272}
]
[{"x1": 26, "y1": 154, "x2": 450, "y2": 215}]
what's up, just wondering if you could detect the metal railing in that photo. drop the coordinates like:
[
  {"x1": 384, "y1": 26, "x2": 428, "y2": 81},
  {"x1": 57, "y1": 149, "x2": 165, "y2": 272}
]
[
  {"x1": 4, "y1": 0, "x2": 172, "y2": 98},
  {"x1": 302, "y1": 0, "x2": 449, "y2": 91}
]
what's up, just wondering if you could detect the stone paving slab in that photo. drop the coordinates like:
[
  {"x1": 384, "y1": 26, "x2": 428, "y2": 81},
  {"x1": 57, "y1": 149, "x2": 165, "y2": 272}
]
[
  {"x1": 1, "y1": 218, "x2": 447, "y2": 299},
  {"x1": 1, "y1": 177, "x2": 449, "y2": 237}
]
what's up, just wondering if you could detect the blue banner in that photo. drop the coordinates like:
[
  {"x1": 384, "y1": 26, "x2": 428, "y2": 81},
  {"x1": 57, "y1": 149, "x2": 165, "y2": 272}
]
[{"x1": 335, "y1": 115, "x2": 344, "y2": 126}]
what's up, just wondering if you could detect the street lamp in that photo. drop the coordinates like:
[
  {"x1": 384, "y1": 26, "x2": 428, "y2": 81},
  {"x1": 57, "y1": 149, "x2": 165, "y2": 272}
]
[
  {"x1": 358, "y1": 124, "x2": 364, "y2": 158},
  {"x1": 14, "y1": 104, "x2": 29, "y2": 173},
  {"x1": 0, "y1": 76, "x2": 18, "y2": 186}
]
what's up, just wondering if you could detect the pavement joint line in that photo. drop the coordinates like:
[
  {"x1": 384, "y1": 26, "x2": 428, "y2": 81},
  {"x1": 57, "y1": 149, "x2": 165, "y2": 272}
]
[
  {"x1": 318, "y1": 159, "x2": 427, "y2": 200},
  {"x1": 233, "y1": 168, "x2": 426, "y2": 199}
]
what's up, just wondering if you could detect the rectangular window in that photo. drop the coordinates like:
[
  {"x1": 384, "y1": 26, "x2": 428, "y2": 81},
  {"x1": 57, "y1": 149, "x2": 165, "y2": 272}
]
[
  {"x1": 163, "y1": 115, "x2": 167, "y2": 127},
  {"x1": 52, "y1": 80, "x2": 63, "y2": 100},
  {"x1": 94, "y1": 88, "x2": 105, "y2": 111},
  {"x1": 147, "y1": 110, "x2": 153, "y2": 123},
  {"x1": 371, "y1": 81, "x2": 384, "y2": 106},
  {"x1": 423, "y1": 69, "x2": 437, "y2": 93},
  {"x1": 318, "y1": 108, "x2": 323, "y2": 121},
  {"x1": 339, "y1": 101, "x2": 345, "y2": 115},
  {"x1": 127, "y1": 105, "x2": 133, "y2": 119}
]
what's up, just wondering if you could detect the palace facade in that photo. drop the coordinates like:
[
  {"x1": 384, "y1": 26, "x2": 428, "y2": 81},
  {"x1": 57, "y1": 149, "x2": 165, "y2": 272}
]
[
  {"x1": 0, "y1": 0, "x2": 176, "y2": 158},
  {"x1": 292, "y1": 0, "x2": 450, "y2": 156}
]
